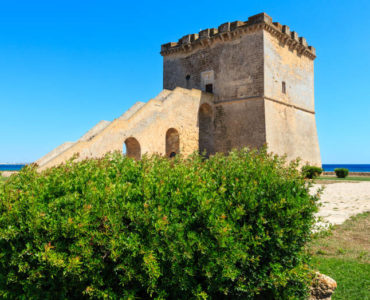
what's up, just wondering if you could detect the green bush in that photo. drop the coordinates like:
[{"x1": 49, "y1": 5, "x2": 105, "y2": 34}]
[
  {"x1": 0, "y1": 149, "x2": 319, "y2": 299},
  {"x1": 335, "y1": 168, "x2": 349, "y2": 178},
  {"x1": 302, "y1": 166, "x2": 323, "y2": 179}
]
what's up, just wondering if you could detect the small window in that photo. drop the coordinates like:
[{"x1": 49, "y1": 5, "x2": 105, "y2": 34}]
[
  {"x1": 205, "y1": 84, "x2": 213, "y2": 93},
  {"x1": 185, "y1": 75, "x2": 191, "y2": 89},
  {"x1": 282, "y1": 81, "x2": 286, "y2": 94}
]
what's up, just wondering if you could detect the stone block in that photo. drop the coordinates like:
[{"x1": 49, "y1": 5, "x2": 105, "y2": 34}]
[
  {"x1": 248, "y1": 12, "x2": 272, "y2": 25},
  {"x1": 161, "y1": 42, "x2": 177, "y2": 52},
  {"x1": 230, "y1": 21, "x2": 244, "y2": 31},
  {"x1": 300, "y1": 37, "x2": 308, "y2": 47},
  {"x1": 308, "y1": 45, "x2": 316, "y2": 55},
  {"x1": 282, "y1": 25, "x2": 291, "y2": 35},
  {"x1": 199, "y1": 29, "x2": 210, "y2": 39},
  {"x1": 291, "y1": 31, "x2": 299, "y2": 41},
  {"x1": 180, "y1": 35, "x2": 191, "y2": 45},
  {"x1": 218, "y1": 22, "x2": 230, "y2": 33}
]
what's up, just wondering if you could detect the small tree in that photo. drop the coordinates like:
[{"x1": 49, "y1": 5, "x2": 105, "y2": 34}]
[
  {"x1": 302, "y1": 165, "x2": 323, "y2": 179},
  {"x1": 335, "y1": 168, "x2": 349, "y2": 178}
]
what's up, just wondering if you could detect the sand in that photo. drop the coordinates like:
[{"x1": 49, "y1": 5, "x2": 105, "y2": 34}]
[
  {"x1": 0, "y1": 171, "x2": 18, "y2": 177},
  {"x1": 312, "y1": 182, "x2": 370, "y2": 226}
]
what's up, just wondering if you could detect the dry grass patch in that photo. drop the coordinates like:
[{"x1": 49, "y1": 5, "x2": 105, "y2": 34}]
[
  {"x1": 309, "y1": 212, "x2": 370, "y2": 299},
  {"x1": 309, "y1": 212, "x2": 370, "y2": 262}
]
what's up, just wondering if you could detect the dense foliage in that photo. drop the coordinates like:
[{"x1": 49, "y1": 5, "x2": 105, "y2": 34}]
[
  {"x1": 301, "y1": 165, "x2": 323, "y2": 179},
  {"x1": 334, "y1": 168, "x2": 349, "y2": 178},
  {"x1": 0, "y1": 149, "x2": 319, "y2": 299}
]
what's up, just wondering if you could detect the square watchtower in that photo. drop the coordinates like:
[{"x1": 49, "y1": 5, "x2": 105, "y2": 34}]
[{"x1": 160, "y1": 12, "x2": 321, "y2": 166}]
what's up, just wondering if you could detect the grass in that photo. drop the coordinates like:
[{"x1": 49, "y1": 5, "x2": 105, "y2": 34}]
[
  {"x1": 309, "y1": 212, "x2": 370, "y2": 299},
  {"x1": 0, "y1": 176, "x2": 8, "y2": 185},
  {"x1": 316, "y1": 176, "x2": 370, "y2": 182}
]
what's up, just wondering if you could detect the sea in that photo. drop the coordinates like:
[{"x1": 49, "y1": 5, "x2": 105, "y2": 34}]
[
  {"x1": 1, "y1": 164, "x2": 370, "y2": 172},
  {"x1": 0, "y1": 164, "x2": 27, "y2": 171},
  {"x1": 321, "y1": 164, "x2": 370, "y2": 172}
]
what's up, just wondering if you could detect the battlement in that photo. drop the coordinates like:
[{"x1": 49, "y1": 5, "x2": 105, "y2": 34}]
[{"x1": 161, "y1": 13, "x2": 316, "y2": 60}]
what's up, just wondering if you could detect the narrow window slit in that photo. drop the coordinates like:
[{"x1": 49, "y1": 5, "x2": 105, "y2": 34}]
[{"x1": 205, "y1": 84, "x2": 213, "y2": 93}]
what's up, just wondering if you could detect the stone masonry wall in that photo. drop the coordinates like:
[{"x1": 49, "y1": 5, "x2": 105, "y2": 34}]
[
  {"x1": 263, "y1": 30, "x2": 321, "y2": 165},
  {"x1": 38, "y1": 88, "x2": 213, "y2": 171},
  {"x1": 162, "y1": 13, "x2": 320, "y2": 164},
  {"x1": 214, "y1": 99, "x2": 266, "y2": 153},
  {"x1": 163, "y1": 31, "x2": 264, "y2": 102}
]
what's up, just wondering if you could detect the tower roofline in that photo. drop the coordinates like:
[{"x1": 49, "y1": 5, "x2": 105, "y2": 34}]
[{"x1": 160, "y1": 12, "x2": 316, "y2": 60}]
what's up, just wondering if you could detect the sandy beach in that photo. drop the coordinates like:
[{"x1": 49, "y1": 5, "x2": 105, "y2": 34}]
[{"x1": 312, "y1": 182, "x2": 370, "y2": 226}]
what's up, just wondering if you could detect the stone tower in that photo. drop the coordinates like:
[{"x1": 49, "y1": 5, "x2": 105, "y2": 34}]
[
  {"x1": 36, "y1": 12, "x2": 321, "y2": 170},
  {"x1": 161, "y1": 12, "x2": 321, "y2": 165}
]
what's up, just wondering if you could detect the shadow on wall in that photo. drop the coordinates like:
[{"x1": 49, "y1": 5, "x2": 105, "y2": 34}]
[
  {"x1": 166, "y1": 128, "x2": 180, "y2": 157},
  {"x1": 198, "y1": 103, "x2": 214, "y2": 156}
]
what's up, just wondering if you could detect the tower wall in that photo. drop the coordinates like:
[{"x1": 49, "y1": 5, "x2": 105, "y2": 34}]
[
  {"x1": 213, "y1": 99, "x2": 266, "y2": 153},
  {"x1": 263, "y1": 29, "x2": 321, "y2": 165}
]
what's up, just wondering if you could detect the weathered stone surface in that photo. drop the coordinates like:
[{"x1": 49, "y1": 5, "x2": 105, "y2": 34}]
[
  {"x1": 38, "y1": 88, "x2": 213, "y2": 171},
  {"x1": 79, "y1": 120, "x2": 111, "y2": 142},
  {"x1": 162, "y1": 12, "x2": 320, "y2": 166},
  {"x1": 35, "y1": 141, "x2": 75, "y2": 167},
  {"x1": 36, "y1": 12, "x2": 321, "y2": 170},
  {"x1": 163, "y1": 30, "x2": 264, "y2": 101},
  {"x1": 310, "y1": 272, "x2": 337, "y2": 300}
]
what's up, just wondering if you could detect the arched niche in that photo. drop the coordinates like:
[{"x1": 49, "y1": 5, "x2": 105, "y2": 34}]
[
  {"x1": 165, "y1": 128, "x2": 180, "y2": 157},
  {"x1": 198, "y1": 103, "x2": 214, "y2": 156},
  {"x1": 123, "y1": 137, "x2": 141, "y2": 160}
]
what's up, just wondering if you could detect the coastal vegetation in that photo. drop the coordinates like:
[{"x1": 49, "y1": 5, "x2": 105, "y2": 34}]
[
  {"x1": 0, "y1": 149, "x2": 319, "y2": 299},
  {"x1": 0, "y1": 176, "x2": 7, "y2": 184},
  {"x1": 309, "y1": 212, "x2": 370, "y2": 299},
  {"x1": 302, "y1": 165, "x2": 323, "y2": 179},
  {"x1": 334, "y1": 168, "x2": 349, "y2": 178}
]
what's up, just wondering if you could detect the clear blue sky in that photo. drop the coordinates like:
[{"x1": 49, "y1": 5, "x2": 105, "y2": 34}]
[{"x1": 0, "y1": 0, "x2": 369, "y2": 164}]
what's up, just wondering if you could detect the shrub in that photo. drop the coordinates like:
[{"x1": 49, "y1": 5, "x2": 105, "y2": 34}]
[
  {"x1": 0, "y1": 149, "x2": 319, "y2": 299},
  {"x1": 302, "y1": 165, "x2": 323, "y2": 179},
  {"x1": 334, "y1": 168, "x2": 349, "y2": 178}
]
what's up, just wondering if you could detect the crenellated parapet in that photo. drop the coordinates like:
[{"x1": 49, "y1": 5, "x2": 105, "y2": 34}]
[{"x1": 161, "y1": 13, "x2": 316, "y2": 60}]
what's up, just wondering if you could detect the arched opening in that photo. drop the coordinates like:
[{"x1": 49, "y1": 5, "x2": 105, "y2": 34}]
[
  {"x1": 198, "y1": 103, "x2": 214, "y2": 156},
  {"x1": 123, "y1": 137, "x2": 141, "y2": 160},
  {"x1": 166, "y1": 128, "x2": 180, "y2": 157}
]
